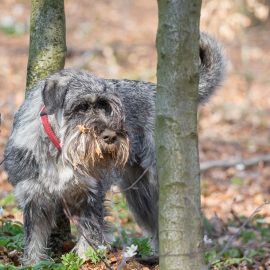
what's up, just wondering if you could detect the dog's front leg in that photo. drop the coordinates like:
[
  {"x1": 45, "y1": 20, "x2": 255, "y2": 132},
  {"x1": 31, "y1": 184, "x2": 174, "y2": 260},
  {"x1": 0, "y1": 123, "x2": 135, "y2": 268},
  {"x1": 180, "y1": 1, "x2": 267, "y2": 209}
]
[
  {"x1": 22, "y1": 195, "x2": 57, "y2": 265},
  {"x1": 75, "y1": 217, "x2": 105, "y2": 259},
  {"x1": 65, "y1": 187, "x2": 107, "y2": 258}
]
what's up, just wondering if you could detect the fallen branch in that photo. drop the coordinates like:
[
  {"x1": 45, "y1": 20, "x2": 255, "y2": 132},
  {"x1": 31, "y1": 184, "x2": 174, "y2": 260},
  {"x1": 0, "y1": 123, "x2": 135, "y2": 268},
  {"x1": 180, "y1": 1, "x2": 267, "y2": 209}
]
[{"x1": 200, "y1": 154, "x2": 270, "y2": 172}]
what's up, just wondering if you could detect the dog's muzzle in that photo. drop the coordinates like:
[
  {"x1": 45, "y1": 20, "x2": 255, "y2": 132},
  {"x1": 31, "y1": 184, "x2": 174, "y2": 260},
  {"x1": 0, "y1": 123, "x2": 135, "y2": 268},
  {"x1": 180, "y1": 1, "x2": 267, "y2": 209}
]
[
  {"x1": 100, "y1": 129, "x2": 117, "y2": 145},
  {"x1": 62, "y1": 123, "x2": 130, "y2": 177}
]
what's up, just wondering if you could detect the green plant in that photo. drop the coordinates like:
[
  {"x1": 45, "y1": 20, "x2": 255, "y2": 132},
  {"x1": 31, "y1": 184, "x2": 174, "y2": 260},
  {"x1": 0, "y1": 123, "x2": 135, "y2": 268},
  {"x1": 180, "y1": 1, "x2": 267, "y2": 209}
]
[
  {"x1": 61, "y1": 252, "x2": 84, "y2": 270},
  {"x1": 213, "y1": 257, "x2": 252, "y2": 269},
  {"x1": 110, "y1": 194, "x2": 130, "y2": 220},
  {"x1": 0, "y1": 194, "x2": 16, "y2": 206},
  {"x1": 113, "y1": 228, "x2": 131, "y2": 248},
  {"x1": 32, "y1": 261, "x2": 64, "y2": 270},
  {"x1": 246, "y1": 249, "x2": 265, "y2": 258},
  {"x1": 0, "y1": 220, "x2": 24, "y2": 251},
  {"x1": 230, "y1": 177, "x2": 244, "y2": 186},
  {"x1": 259, "y1": 227, "x2": 270, "y2": 241},
  {"x1": 0, "y1": 263, "x2": 31, "y2": 270},
  {"x1": 240, "y1": 230, "x2": 256, "y2": 244},
  {"x1": 1, "y1": 220, "x2": 23, "y2": 235},
  {"x1": 223, "y1": 247, "x2": 242, "y2": 259},
  {"x1": 113, "y1": 228, "x2": 153, "y2": 258},
  {"x1": 84, "y1": 245, "x2": 107, "y2": 264},
  {"x1": 0, "y1": 261, "x2": 66, "y2": 270},
  {"x1": 37, "y1": 261, "x2": 64, "y2": 270},
  {"x1": 204, "y1": 250, "x2": 219, "y2": 265},
  {"x1": 131, "y1": 238, "x2": 153, "y2": 257},
  {"x1": 84, "y1": 247, "x2": 100, "y2": 264}
]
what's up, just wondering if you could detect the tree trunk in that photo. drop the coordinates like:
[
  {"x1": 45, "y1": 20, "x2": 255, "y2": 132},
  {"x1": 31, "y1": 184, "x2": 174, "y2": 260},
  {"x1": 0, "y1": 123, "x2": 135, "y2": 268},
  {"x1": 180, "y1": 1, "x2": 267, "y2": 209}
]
[
  {"x1": 26, "y1": 0, "x2": 66, "y2": 92},
  {"x1": 26, "y1": 0, "x2": 70, "y2": 246},
  {"x1": 156, "y1": 0, "x2": 205, "y2": 269}
]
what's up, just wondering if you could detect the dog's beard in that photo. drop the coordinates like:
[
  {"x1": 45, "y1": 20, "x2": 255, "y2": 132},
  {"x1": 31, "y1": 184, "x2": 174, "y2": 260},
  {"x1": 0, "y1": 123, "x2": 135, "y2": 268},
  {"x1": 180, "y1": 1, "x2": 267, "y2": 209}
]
[{"x1": 62, "y1": 125, "x2": 129, "y2": 177}]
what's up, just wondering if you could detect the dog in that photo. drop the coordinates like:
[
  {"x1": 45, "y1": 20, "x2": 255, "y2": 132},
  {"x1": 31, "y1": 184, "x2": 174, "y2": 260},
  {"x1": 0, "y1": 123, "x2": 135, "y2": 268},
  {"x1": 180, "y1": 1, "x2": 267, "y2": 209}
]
[{"x1": 4, "y1": 33, "x2": 225, "y2": 265}]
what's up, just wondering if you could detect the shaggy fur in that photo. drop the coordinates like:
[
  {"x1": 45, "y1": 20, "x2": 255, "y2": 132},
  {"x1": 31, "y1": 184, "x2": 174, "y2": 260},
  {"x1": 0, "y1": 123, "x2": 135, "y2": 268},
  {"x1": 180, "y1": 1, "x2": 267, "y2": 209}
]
[{"x1": 4, "y1": 32, "x2": 225, "y2": 265}]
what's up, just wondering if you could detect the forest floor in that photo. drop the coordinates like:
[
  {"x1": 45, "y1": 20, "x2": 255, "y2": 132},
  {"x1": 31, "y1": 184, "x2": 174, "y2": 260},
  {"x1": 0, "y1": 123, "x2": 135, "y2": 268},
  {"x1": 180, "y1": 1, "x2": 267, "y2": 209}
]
[{"x1": 1, "y1": 0, "x2": 270, "y2": 269}]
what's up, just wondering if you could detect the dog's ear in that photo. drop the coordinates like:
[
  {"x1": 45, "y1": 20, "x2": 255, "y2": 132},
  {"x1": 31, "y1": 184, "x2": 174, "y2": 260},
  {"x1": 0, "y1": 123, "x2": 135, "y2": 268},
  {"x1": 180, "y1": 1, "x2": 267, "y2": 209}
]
[{"x1": 42, "y1": 76, "x2": 69, "y2": 115}]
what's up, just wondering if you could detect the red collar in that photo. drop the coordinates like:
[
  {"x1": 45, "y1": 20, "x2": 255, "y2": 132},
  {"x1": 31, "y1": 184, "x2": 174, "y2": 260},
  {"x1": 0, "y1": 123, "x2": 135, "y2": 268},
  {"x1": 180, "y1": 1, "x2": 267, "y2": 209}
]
[{"x1": 40, "y1": 105, "x2": 61, "y2": 151}]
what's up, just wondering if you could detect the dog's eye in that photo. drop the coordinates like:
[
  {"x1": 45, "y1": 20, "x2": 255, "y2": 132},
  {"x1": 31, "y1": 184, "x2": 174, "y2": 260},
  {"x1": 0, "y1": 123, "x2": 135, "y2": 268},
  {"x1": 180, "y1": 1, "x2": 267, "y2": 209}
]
[
  {"x1": 74, "y1": 103, "x2": 89, "y2": 113},
  {"x1": 95, "y1": 99, "x2": 112, "y2": 115}
]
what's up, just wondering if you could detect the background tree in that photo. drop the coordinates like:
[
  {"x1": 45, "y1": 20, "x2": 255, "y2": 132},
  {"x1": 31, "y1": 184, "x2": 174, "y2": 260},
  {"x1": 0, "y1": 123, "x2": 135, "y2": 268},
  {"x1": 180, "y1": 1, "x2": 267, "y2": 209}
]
[
  {"x1": 26, "y1": 0, "x2": 66, "y2": 91},
  {"x1": 155, "y1": 0, "x2": 204, "y2": 269},
  {"x1": 26, "y1": 0, "x2": 70, "y2": 245}
]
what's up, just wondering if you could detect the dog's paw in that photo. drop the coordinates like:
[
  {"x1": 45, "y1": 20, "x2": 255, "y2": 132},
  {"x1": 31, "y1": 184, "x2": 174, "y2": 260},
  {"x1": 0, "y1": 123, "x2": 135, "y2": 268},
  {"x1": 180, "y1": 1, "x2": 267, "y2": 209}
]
[
  {"x1": 21, "y1": 253, "x2": 50, "y2": 266},
  {"x1": 73, "y1": 238, "x2": 90, "y2": 260},
  {"x1": 73, "y1": 237, "x2": 109, "y2": 260}
]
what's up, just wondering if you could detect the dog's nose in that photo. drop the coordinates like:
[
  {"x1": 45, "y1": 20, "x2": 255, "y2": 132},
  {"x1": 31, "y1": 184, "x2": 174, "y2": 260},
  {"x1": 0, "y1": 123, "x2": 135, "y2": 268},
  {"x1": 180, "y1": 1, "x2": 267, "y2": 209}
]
[{"x1": 101, "y1": 129, "x2": 117, "y2": 144}]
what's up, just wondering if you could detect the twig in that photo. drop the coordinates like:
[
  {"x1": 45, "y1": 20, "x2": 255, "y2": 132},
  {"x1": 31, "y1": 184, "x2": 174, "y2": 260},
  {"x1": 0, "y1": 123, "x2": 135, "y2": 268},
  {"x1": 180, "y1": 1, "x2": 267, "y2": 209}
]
[
  {"x1": 110, "y1": 167, "x2": 149, "y2": 195},
  {"x1": 117, "y1": 256, "x2": 127, "y2": 270},
  {"x1": 120, "y1": 167, "x2": 149, "y2": 192},
  {"x1": 107, "y1": 191, "x2": 127, "y2": 270},
  {"x1": 200, "y1": 154, "x2": 270, "y2": 172},
  {"x1": 207, "y1": 201, "x2": 270, "y2": 269},
  {"x1": 0, "y1": 158, "x2": 4, "y2": 166},
  {"x1": 79, "y1": 228, "x2": 113, "y2": 270},
  {"x1": 230, "y1": 208, "x2": 245, "y2": 227}
]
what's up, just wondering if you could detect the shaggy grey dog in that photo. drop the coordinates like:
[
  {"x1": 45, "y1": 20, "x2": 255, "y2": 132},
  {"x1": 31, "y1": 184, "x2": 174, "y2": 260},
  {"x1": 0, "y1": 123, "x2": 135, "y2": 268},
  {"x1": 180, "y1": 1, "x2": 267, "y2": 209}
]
[{"x1": 4, "y1": 33, "x2": 225, "y2": 265}]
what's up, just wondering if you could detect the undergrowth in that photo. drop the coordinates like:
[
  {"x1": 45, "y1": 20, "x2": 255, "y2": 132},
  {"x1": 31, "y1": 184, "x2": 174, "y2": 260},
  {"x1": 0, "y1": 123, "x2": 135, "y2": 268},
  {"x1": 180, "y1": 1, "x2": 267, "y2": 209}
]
[{"x1": 1, "y1": 192, "x2": 270, "y2": 269}]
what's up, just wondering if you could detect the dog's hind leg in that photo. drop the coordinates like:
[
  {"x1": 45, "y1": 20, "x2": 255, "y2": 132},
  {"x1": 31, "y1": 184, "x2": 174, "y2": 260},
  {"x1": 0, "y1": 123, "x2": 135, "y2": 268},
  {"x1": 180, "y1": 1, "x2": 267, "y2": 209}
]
[
  {"x1": 49, "y1": 205, "x2": 71, "y2": 254},
  {"x1": 119, "y1": 164, "x2": 159, "y2": 251}
]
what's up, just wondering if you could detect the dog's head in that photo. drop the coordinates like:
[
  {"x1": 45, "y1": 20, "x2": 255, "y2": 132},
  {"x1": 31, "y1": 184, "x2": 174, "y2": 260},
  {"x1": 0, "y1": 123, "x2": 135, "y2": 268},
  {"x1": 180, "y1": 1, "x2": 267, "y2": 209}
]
[{"x1": 42, "y1": 69, "x2": 129, "y2": 177}]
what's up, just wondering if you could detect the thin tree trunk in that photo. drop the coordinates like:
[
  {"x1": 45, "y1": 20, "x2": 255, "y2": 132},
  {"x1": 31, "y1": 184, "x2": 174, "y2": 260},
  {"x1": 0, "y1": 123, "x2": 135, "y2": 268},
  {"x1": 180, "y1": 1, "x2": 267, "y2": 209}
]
[
  {"x1": 26, "y1": 0, "x2": 66, "y2": 92},
  {"x1": 156, "y1": 0, "x2": 204, "y2": 269},
  {"x1": 26, "y1": 0, "x2": 70, "y2": 246}
]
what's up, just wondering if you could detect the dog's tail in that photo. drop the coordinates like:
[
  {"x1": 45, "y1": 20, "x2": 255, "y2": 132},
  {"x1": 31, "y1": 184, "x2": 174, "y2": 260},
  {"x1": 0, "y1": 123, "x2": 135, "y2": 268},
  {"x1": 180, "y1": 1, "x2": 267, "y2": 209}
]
[{"x1": 198, "y1": 32, "x2": 226, "y2": 103}]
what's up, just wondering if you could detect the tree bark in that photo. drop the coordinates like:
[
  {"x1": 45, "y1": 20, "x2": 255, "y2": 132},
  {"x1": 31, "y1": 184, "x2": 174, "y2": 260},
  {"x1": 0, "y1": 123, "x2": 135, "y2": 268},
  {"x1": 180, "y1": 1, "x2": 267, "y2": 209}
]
[
  {"x1": 26, "y1": 0, "x2": 66, "y2": 92},
  {"x1": 26, "y1": 0, "x2": 70, "y2": 245},
  {"x1": 156, "y1": 0, "x2": 204, "y2": 269}
]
